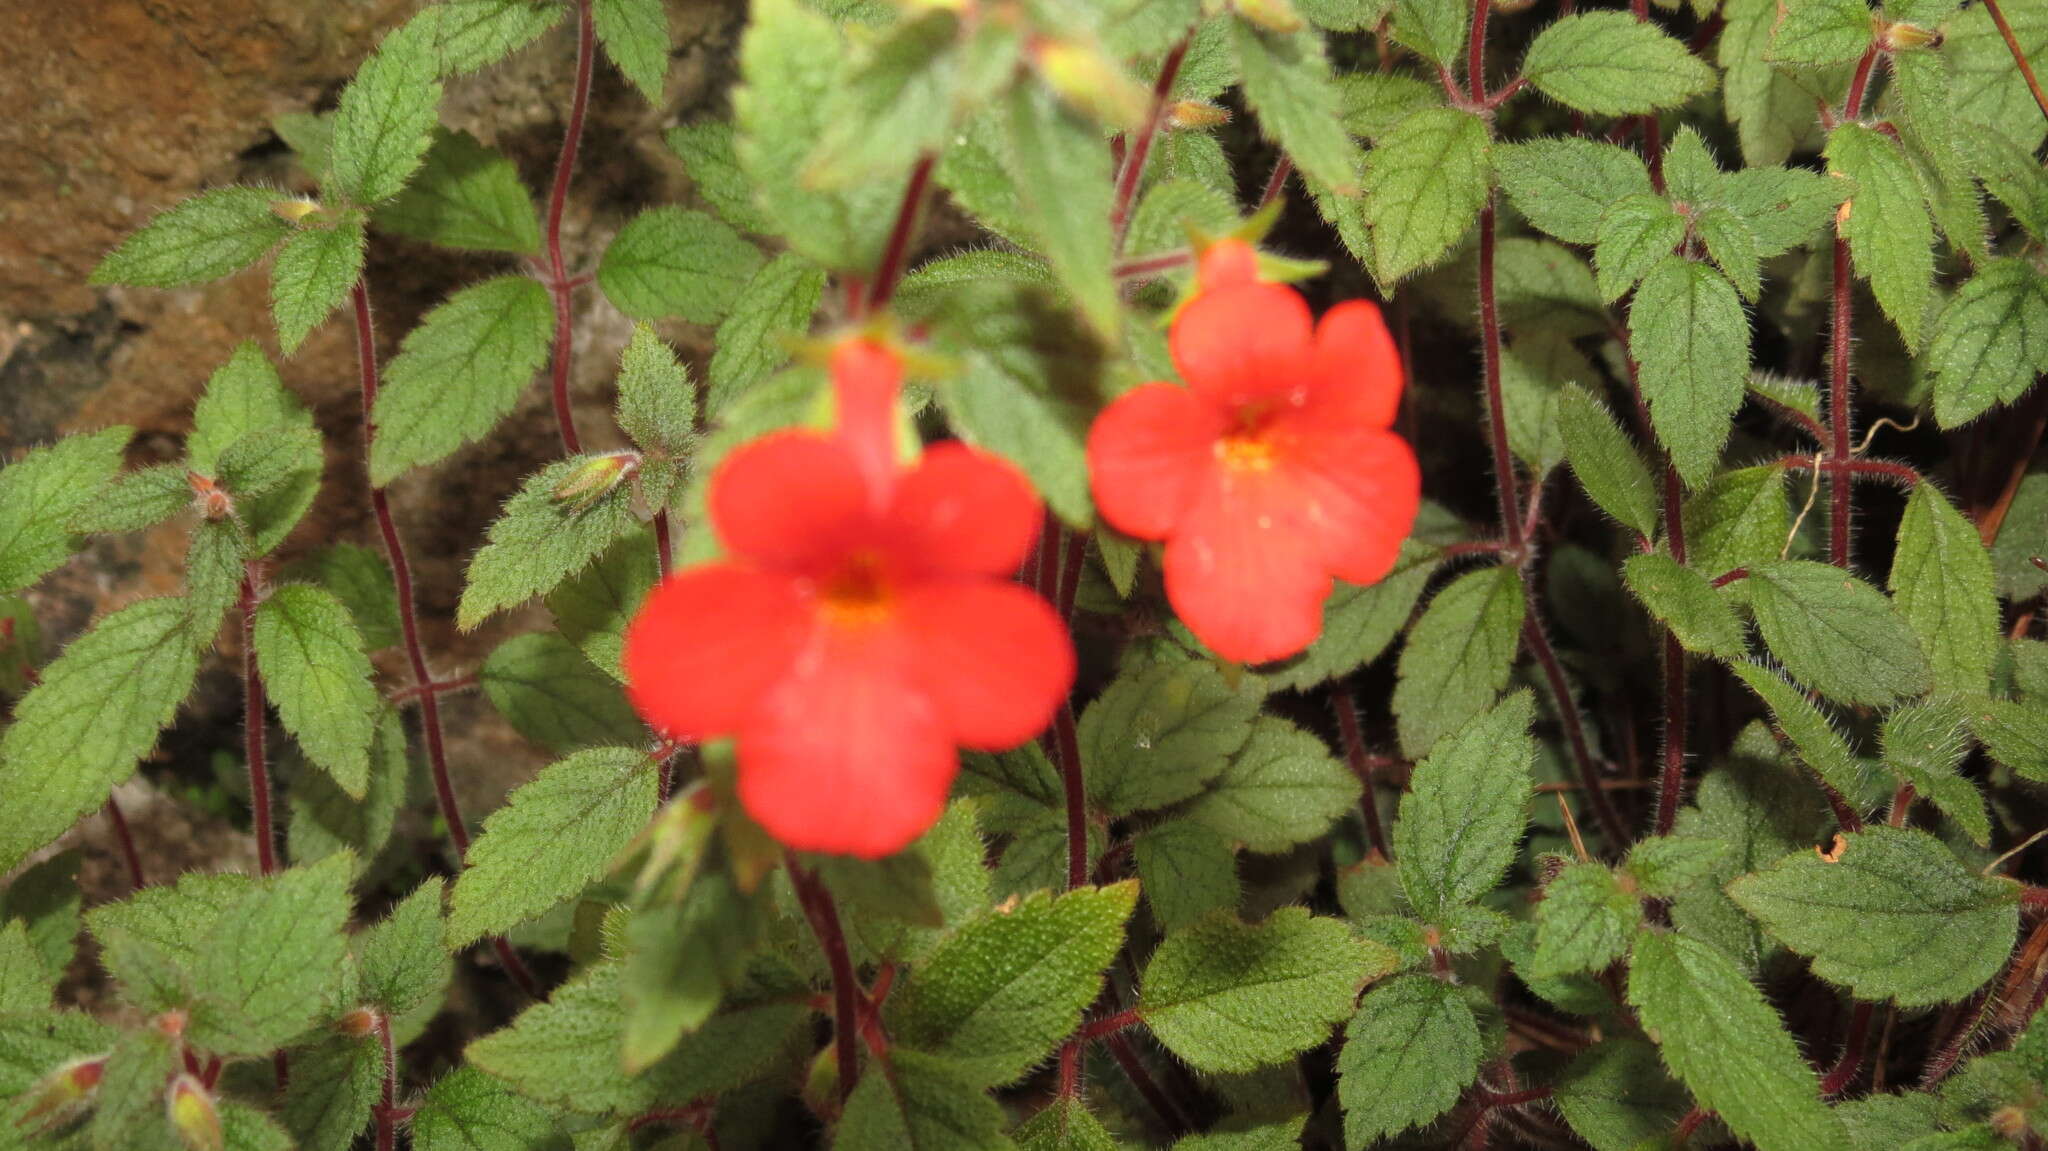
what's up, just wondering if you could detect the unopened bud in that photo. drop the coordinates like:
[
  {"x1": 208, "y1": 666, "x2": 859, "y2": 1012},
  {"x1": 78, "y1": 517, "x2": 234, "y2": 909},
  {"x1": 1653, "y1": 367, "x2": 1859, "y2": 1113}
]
[
  {"x1": 271, "y1": 198, "x2": 322, "y2": 224},
  {"x1": 186, "y1": 473, "x2": 233, "y2": 522},
  {"x1": 552, "y1": 453, "x2": 638, "y2": 512},
  {"x1": 153, "y1": 1010, "x2": 188, "y2": 1039},
  {"x1": 1168, "y1": 100, "x2": 1231, "y2": 130},
  {"x1": 620, "y1": 781, "x2": 717, "y2": 903},
  {"x1": 801, "y1": 1044, "x2": 841, "y2": 1121},
  {"x1": 1881, "y1": 19, "x2": 1941, "y2": 48},
  {"x1": 1033, "y1": 39, "x2": 1151, "y2": 131},
  {"x1": 167, "y1": 1075, "x2": 222, "y2": 1151},
  {"x1": 1233, "y1": 0, "x2": 1304, "y2": 33},
  {"x1": 335, "y1": 1007, "x2": 379, "y2": 1038},
  {"x1": 17, "y1": 1056, "x2": 106, "y2": 1133}
]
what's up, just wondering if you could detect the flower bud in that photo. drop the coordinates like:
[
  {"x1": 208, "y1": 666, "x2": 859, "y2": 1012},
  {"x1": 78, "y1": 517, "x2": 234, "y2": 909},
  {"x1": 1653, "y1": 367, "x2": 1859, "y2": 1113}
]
[
  {"x1": 551, "y1": 453, "x2": 639, "y2": 512},
  {"x1": 801, "y1": 1044, "x2": 841, "y2": 1121},
  {"x1": 271, "y1": 197, "x2": 322, "y2": 225},
  {"x1": 1881, "y1": 19, "x2": 1942, "y2": 48},
  {"x1": 1168, "y1": 100, "x2": 1231, "y2": 130},
  {"x1": 335, "y1": 1007, "x2": 380, "y2": 1038},
  {"x1": 622, "y1": 781, "x2": 718, "y2": 903},
  {"x1": 167, "y1": 1074, "x2": 223, "y2": 1151},
  {"x1": 1233, "y1": 0, "x2": 1304, "y2": 33},
  {"x1": 16, "y1": 1055, "x2": 106, "y2": 1133},
  {"x1": 186, "y1": 473, "x2": 233, "y2": 522},
  {"x1": 1032, "y1": 39, "x2": 1151, "y2": 131}
]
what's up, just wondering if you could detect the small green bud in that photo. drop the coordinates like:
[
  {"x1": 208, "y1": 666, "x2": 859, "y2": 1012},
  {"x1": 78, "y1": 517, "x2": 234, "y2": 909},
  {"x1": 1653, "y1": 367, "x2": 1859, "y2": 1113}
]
[
  {"x1": 167, "y1": 1074, "x2": 222, "y2": 1151},
  {"x1": 16, "y1": 1055, "x2": 106, "y2": 1134}
]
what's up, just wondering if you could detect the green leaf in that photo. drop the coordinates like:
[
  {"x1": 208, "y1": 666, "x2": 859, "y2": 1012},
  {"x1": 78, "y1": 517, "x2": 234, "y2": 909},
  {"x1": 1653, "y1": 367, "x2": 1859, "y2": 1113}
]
[
  {"x1": 888, "y1": 883, "x2": 1136, "y2": 1085},
  {"x1": 1929, "y1": 259, "x2": 2048, "y2": 427},
  {"x1": 281, "y1": 1036, "x2": 380, "y2": 1151},
  {"x1": 1623, "y1": 552, "x2": 1746, "y2": 660},
  {"x1": 410, "y1": 0, "x2": 566, "y2": 75},
  {"x1": 329, "y1": 20, "x2": 445, "y2": 205},
  {"x1": 410, "y1": 1066, "x2": 556, "y2": 1151},
  {"x1": 1718, "y1": 165, "x2": 1844, "y2": 256},
  {"x1": 547, "y1": 530, "x2": 659, "y2": 680},
  {"x1": 0, "y1": 427, "x2": 130, "y2": 593},
  {"x1": 457, "y1": 456, "x2": 640, "y2": 630},
  {"x1": 1139, "y1": 908, "x2": 1387, "y2": 1073},
  {"x1": 1080, "y1": 657, "x2": 1263, "y2": 816},
  {"x1": 709, "y1": 253, "x2": 825, "y2": 413},
  {"x1": 270, "y1": 216, "x2": 366, "y2": 355},
  {"x1": 1730, "y1": 661, "x2": 1869, "y2": 803},
  {"x1": 1695, "y1": 206, "x2": 1763, "y2": 301},
  {"x1": 187, "y1": 344, "x2": 320, "y2": 560},
  {"x1": 1728, "y1": 827, "x2": 2020, "y2": 1005},
  {"x1": 1521, "y1": 12, "x2": 1715, "y2": 115},
  {"x1": 1828, "y1": 122, "x2": 1935, "y2": 348},
  {"x1": 592, "y1": 0, "x2": 670, "y2": 103},
  {"x1": 1228, "y1": 17, "x2": 1363, "y2": 195},
  {"x1": 1133, "y1": 820, "x2": 1241, "y2": 931},
  {"x1": 357, "y1": 879, "x2": 452, "y2": 1020},
  {"x1": 1595, "y1": 194, "x2": 1687, "y2": 303},
  {"x1": 1558, "y1": 384, "x2": 1660, "y2": 539},
  {"x1": 1767, "y1": 0, "x2": 1873, "y2": 65},
  {"x1": 1169, "y1": 1117, "x2": 1307, "y2": 1151},
  {"x1": 289, "y1": 707, "x2": 409, "y2": 869},
  {"x1": 1748, "y1": 560, "x2": 1933, "y2": 705},
  {"x1": 1883, "y1": 702, "x2": 1990, "y2": 845},
  {"x1": 1015, "y1": 1097, "x2": 1119, "y2": 1151},
  {"x1": 90, "y1": 186, "x2": 289, "y2": 288},
  {"x1": 1993, "y1": 472, "x2": 2048, "y2": 601},
  {"x1": 480, "y1": 632, "x2": 646, "y2": 753},
  {"x1": 0, "y1": 598, "x2": 200, "y2": 872},
  {"x1": 818, "y1": 851, "x2": 945, "y2": 931},
  {"x1": 1531, "y1": 862, "x2": 1639, "y2": 977},
  {"x1": 0, "y1": 849, "x2": 83, "y2": 977},
  {"x1": 834, "y1": 1048, "x2": 1011, "y2": 1151},
  {"x1": 91, "y1": 1028, "x2": 182, "y2": 1150},
  {"x1": 1337, "y1": 72, "x2": 1439, "y2": 140},
  {"x1": 1361, "y1": 106, "x2": 1490, "y2": 285},
  {"x1": 374, "y1": 129, "x2": 542, "y2": 253},
  {"x1": 183, "y1": 517, "x2": 248, "y2": 643},
  {"x1": 1392, "y1": 0, "x2": 1470, "y2": 67},
  {"x1": 190, "y1": 854, "x2": 354, "y2": 1055},
  {"x1": 1184, "y1": 717, "x2": 1359, "y2": 853},
  {"x1": 1337, "y1": 974, "x2": 1482, "y2": 1144},
  {"x1": 667, "y1": 120, "x2": 771, "y2": 234},
  {"x1": 1394, "y1": 691, "x2": 1534, "y2": 920},
  {"x1": 1552, "y1": 1039, "x2": 1690, "y2": 1151},
  {"x1": 214, "y1": 426, "x2": 322, "y2": 512},
  {"x1": 0, "y1": 921, "x2": 52, "y2": 1013},
  {"x1": 1495, "y1": 137, "x2": 1654, "y2": 245},
  {"x1": 1722, "y1": 0, "x2": 1824, "y2": 164},
  {"x1": 807, "y1": 11, "x2": 987, "y2": 187},
  {"x1": 282, "y1": 543, "x2": 401, "y2": 651},
  {"x1": 466, "y1": 963, "x2": 640, "y2": 1113},
  {"x1": 598, "y1": 206, "x2": 762, "y2": 325},
  {"x1": 1391, "y1": 565, "x2": 1525, "y2": 759},
  {"x1": 1005, "y1": 85, "x2": 1119, "y2": 339},
  {"x1": 1890, "y1": 484, "x2": 1999, "y2": 695},
  {"x1": 1966, "y1": 123, "x2": 2048, "y2": 240},
  {"x1": 1630, "y1": 256, "x2": 1749, "y2": 486},
  {"x1": 1259, "y1": 544, "x2": 1440, "y2": 692},
  {"x1": 447, "y1": 746, "x2": 659, "y2": 947},
  {"x1": 255, "y1": 584, "x2": 380, "y2": 797},
  {"x1": 367, "y1": 275, "x2": 555, "y2": 484},
  {"x1": 69, "y1": 462, "x2": 190, "y2": 536},
  {"x1": 1685, "y1": 465, "x2": 1790, "y2": 578}
]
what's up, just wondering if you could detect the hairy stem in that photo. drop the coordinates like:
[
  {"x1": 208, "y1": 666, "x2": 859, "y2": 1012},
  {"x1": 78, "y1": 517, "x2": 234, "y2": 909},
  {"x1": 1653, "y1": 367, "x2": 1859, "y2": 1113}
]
[
  {"x1": 1477, "y1": 203, "x2": 1524, "y2": 551},
  {"x1": 104, "y1": 797, "x2": 145, "y2": 890},
  {"x1": 1820, "y1": 1001, "x2": 1874, "y2": 1096},
  {"x1": 1653, "y1": 466, "x2": 1690, "y2": 836},
  {"x1": 1331, "y1": 688, "x2": 1390, "y2": 858},
  {"x1": 543, "y1": 0, "x2": 598, "y2": 455},
  {"x1": 1104, "y1": 1032, "x2": 1191, "y2": 1138},
  {"x1": 1110, "y1": 36, "x2": 1193, "y2": 254},
  {"x1": 866, "y1": 154, "x2": 938, "y2": 314},
  {"x1": 1057, "y1": 703, "x2": 1087, "y2": 890},
  {"x1": 1828, "y1": 233, "x2": 1856, "y2": 569},
  {"x1": 1524, "y1": 613, "x2": 1630, "y2": 848},
  {"x1": 240, "y1": 572, "x2": 276, "y2": 876},
  {"x1": 787, "y1": 856, "x2": 862, "y2": 1103},
  {"x1": 374, "y1": 1013, "x2": 398, "y2": 1151}
]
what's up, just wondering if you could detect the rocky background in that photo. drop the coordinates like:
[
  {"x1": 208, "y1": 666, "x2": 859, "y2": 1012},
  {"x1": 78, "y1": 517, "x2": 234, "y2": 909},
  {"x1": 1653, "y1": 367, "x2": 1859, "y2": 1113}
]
[{"x1": 1, "y1": 0, "x2": 744, "y2": 894}]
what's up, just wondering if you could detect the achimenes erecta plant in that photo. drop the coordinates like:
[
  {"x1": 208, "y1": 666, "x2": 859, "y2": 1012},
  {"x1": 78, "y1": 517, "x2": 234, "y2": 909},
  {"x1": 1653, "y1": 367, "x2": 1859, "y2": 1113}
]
[{"x1": 9, "y1": 0, "x2": 2048, "y2": 1146}]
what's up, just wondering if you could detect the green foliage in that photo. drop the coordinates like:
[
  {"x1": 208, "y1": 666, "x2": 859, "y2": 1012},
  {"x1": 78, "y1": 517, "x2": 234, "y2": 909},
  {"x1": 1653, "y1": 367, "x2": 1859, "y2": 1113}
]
[
  {"x1": 1133, "y1": 820, "x2": 1241, "y2": 930},
  {"x1": 90, "y1": 187, "x2": 289, "y2": 289},
  {"x1": 410, "y1": 1066, "x2": 556, "y2": 1151},
  {"x1": 1337, "y1": 974, "x2": 1482, "y2": 1144},
  {"x1": 1623, "y1": 552, "x2": 1746, "y2": 660},
  {"x1": 1391, "y1": 566, "x2": 1525, "y2": 759},
  {"x1": 410, "y1": 0, "x2": 566, "y2": 76},
  {"x1": 1394, "y1": 692, "x2": 1534, "y2": 922},
  {"x1": 329, "y1": 19, "x2": 445, "y2": 205},
  {"x1": 1595, "y1": 194, "x2": 1688, "y2": 304},
  {"x1": 1139, "y1": 908, "x2": 1389, "y2": 1073},
  {"x1": 1557, "y1": 384, "x2": 1659, "y2": 538},
  {"x1": 1746, "y1": 560, "x2": 1933, "y2": 706},
  {"x1": 1520, "y1": 12, "x2": 1715, "y2": 115},
  {"x1": 593, "y1": 0, "x2": 671, "y2": 104},
  {"x1": 1530, "y1": 861, "x2": 1638, "y2": 977},
  {"x1": 1730, "y1": 660, "x2": 1868, "y2": 801},
  {"x1": 1929, "y1": 258, "x2": 2048, "y2": 427},
  {"x1": 1228, "y1": 16, "x2": 1362, "y2": 195},
  {"x1": 709, "y1": 254, "x2": 826, "y2": 413},
  {"x1": 1553, "y1": 1039, "x2": 1691, "y2": 1151},
  {"x1": 1768, "y1": 0, "x2": 1873, "y2": 65},
  {"x1": 1890, "y1": 484, "x2": 1999, "y2": 695},
  {"x1": 457, "y1": 456, "x2": 641, "y2": 630},
  {"x1": 1828, "y1": 122, "x2": 1935, "y2": 349},
  {"x1": 0, "y1": 427, "x2": 131, "y2": 594},
  {"x1": 270, "y1": 215, "x2": 366, "y2": 354},
  {"x1": 836, "y1": 1048, "x2": 1010, "y2": 1151},
  {"x1": 1497, "y1": 137, "x2": 1654, "y2": 246},
  {"x1": 1080, "y1": 657, "x2": 1263, "y2": 816},
  {"x1": 1184, "y1": 717, "x2": 1359, "y2": 852},
  {"x1": 1630, "y1": 256, "x2": 1748, "y2": 486},
  {"x1": 1005, "y1": 85, "x2": 1119, "y2": 339},
  {"x1": 598, "y1": 207, "x2": 763, "y2": 325},
  {"x1": 254, "y1": 584, "x2": 380, "y2": 797},
  {"x1": 1361, "y1": 106, "x2": 1490, "y2": 284},
  {"x1": 375, "y1": 129, "x2": 542, "y2": 253}
]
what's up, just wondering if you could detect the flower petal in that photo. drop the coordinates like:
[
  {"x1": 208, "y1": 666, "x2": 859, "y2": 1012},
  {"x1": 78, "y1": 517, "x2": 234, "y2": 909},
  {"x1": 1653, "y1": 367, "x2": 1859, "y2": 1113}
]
[
  {"x1": 884, "y1": 442, "x2": 1043, "y2": 576},
  {"x1": 1087, "y1": 383, "x2": 1225, "y2": 540},
  {"x1": 1161, "y1": 472, "x2": 1334, "y2": 665},
  {"x1": 709, "y1": 432, "x2": 872, "y2": 573},
  {"x1": 623, "y1": 564, "x2": 812, "y2": 741},
  {"x1": 1308, "y1": 300, "x2": 1405, "y2": 428},
  {"x1": 1169, "y1": 281, "x2": 1314, "y2": 408},
  {"x1": 898, "y1": 579, "x2": 1074, "y2": 749},
  {"x1": 830, "y1": 338, "x2": 903, "y2": 508},
  {"x1": 1269, "y1": 420, "x2": 1423, "y2": 585},
  {"x1": 736, "y1": 631, "x2": 955, "y2": 859}
]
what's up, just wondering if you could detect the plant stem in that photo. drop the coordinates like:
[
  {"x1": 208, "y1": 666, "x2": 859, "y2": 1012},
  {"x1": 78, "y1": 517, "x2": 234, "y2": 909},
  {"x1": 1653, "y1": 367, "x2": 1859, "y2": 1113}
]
[
  {"x1": 1110, "y1": 36, "x2": 1193, "y2": 253},
  {"x1": 1820, "y1": 1001, "x2": 1873, "y2": 1096},
  {"x1": 1983, "y1": 0, "x2": 2048, "y2": 124},
  {"x1": 1653, "y1": 466, "x2": 1689, "y2": 837},
  {"x1": 653, "y1": 509, "x2": 674, "y2": 577},
  {"x1": 1258, "y1": 156, "x2": 1294, "y2": 209},
  {"x1": 1467, "y1": 0, "x2": 1490, "y2": 102},
  {"x1": 1056, "y1": 527, "x2": 1087, "y2": 623},
  {"x1": 240, "y1": 572, "x2": 276, "y2": 876},
  {"x1": 1477, "y1": 202, "x2": 1524, "y2": 551},
  {"x1": 544, "y1": 0, "x2": 597, "y2": 455},
  {"x1": 349, "y1": 282, "x2": 541, "y2": 1000},
  {"x1": 787, "y1": 855, "x2": 862, "y2": 1104},
  {"x1": 1103, "y1": 1032, "x2": 1191, "y2": 1138},
  {"x1": 1331, "y1": 688, "x2": 1390, "y2": 858},
  {"x1": 866, "y1": 154, "x2": 938, "y2": 314},
  {"x1": 104, "y1": 797, "x2": 145, "y2": 890},
  {"x1": 1828, "y1": 233, "x2": 1855, "y2": 569},
  {"x1": 373, "y1": 1013, "x2": 398, "y2": 1151},
  {"x1": 1057, "y1": 703, "x2": 1087, "y2": 890},
  {"x1": 1524, "y1": 614, "x2": 1630, "y2": 848}
]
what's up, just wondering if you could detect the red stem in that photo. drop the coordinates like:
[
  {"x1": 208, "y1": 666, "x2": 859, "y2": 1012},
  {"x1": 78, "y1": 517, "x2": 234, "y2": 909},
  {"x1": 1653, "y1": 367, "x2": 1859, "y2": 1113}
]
[
  {"x1": 653, "y1": 509, "x2": 674, "y2": 577},
  {"x1": 788, "y1": 856, "x2": 861, "y2": 1103},
  {"x1": 1056, "y1": 703, "x2": 1087, "y2": 891},
  {"x1": 1478, "y1": 202, "x2": 1523, "y2": 551},
  {"x1": 1332, "y1": 688, "x2": 1390, "y2": 858},
  {"x1": 1114, "y1": 250, "x2": 1195, "y2": 281},
  {"x1": 104, "y1": 797, "x2": 145, "y2": 890},
  {"x1": 1467, "y1": 0, "x2": 1490, "y2": 102},
  {"x1": 1821, "y1": 1001, "x2": 1873, "y2": 1096},
  {"x1": 1258, "y1": 156, "x2": 1294, "y2": 209},
  {"x1": 1654, "y1": 466, "x2": 1689, "y2": 836},
  {"x1": 1523, "y1": 613, "x2": 1629, "y2": 849},
  {"x1": 1828, "y1": 234, "x2": 1855, "y2": 570},
  {"x1": 240, "y1": 572, "x2": 276, "y2": 876},
  {"x1": 374, "y1": 1013, "x2": 398, "y2": 1151},
  {"x1": 1110, "y1": 36, "x2": 1193, "y2": 254},
  {"x1": 1080, "y1": 1008, "x2": 1142, "y2": 1041},
  {"x1": 543, "y1": 0, "x2": 597, "y2": 454},
  {"x1": 1104, "y1": 1033, "x2": 1191, "y2": 1138},
  {"x1": 1984, "y1": 0, "x2": 2048, "y2": 125},
  {"x1": 1055, "y1": 527, "x2": 1086, "y2": 623},
  {"x1": 865, "y1": 154, "x2": 938, "y2": 314}
]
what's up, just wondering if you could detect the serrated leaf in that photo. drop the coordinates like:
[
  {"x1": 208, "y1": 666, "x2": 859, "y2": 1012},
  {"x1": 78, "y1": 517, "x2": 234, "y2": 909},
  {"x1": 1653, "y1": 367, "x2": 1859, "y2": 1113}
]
[
  {"x1": 667, "y1": 120, "x2": 771, "y2": 234},
  {"x1": 1553, "y1": 1039, "x2": 1690, "y2": 1151},
  {"x1": 547, "y1": 530, "x2": 659, "y2": 681},
  {"x1": 1596, "y1": 194, "x2": 1687, "y2": 303},
  {"x1": 0, "y1": 427, "x2": 131, "y2": 593},
  {"x1": 282, "y1": 543, "x2": 401, "y2": 651},
  {"x1": 1729, "y1": 827, "x2": 2019, "y2": 1004},
  {"x1": 1392, "y1": 0, "x2": 1470, "y2": 66},
  {"x1": 271, "y1": 216, "x2": 366, "y2": 355},
  {"x1": 1882, "y1": 702, "x2": 1989, "y2": 845},
  {"x1": 1531, "y1": 862, "x2": 1639, "y2": 977},
  {"x1": 1139, "y1": 908, "x2": 1386, "y2": 1073},
  {"x1": 597, "y1": 206, "x2": 762, "y2": 325},
  {"x1": 0, "y1": 921, "x2": 52, "y2": 1013},
  {"x1": 0, "y1": 849, "x2": 83, "y2": 978},
  {"x1": 1015, "y1": 1097, "x2": 1119, "y2": 1151},
  {"x1": 410, "y1": 1066, "x2": 556, "y2": 1151},
  {"x1": 1731, "y1": 660, "x2": 1870, "y2": 802},
  {"x1": 1890, "y1": 484, "x2": 1998, "y2": 695},
  {"x1": 457, "y1": 457, "x2": 639, "y2": 630},
  {"x1": 465, "y1": 963, "x2": 639, "y2": 1113},
  {"x1": 1495, "y1": 137, "x2": 1654, "y2": 245},
  {"x1": 1722, "y1": 0, "x2": 1823, "y2": 164},
  {"x1": 183, "y1": 517, "x2": 249, "y2": 641},
  {"x1": 1391, "y1": 565, "x2": 1525, "y2": 759},
  {"x1": 367, "y1": 276, "x2": 554, "y2": 484},
  {"x1": 281, "y1": 1035, "x2": 380, "y2": 1151},
  {"x1": 1747, "y1": 560, "x2": 1933, "y2": 705},
  {"x1": 1623, "y1": 552, "x2": 1746, "y2": 660},
  {"x1": 1828, "y1": 122, "x2": 1934, "y2": 348},
  {"x1": 1695, "y1": 206, "x2": 1763, "y2": 301},
  {"x1": 1684, "y1": 465, "x2": 1789, "y2": 577},
  {"x1": 1930, "y1": 259, "x2": 2048, "y2": 427},
  {"x1": 1631, "y1": 256, "x2": 1749, "y2": 486},
  {"x1": 1259, "y1": 543, "x2": 1440, "y2": 692},
  {"x1": 1133, "y1": 820, "x2": 1240, "y2": 931},
  {"x1": 1394, "y1": 691, "x2": 1535, "y2": 920},
  {"x1": 1966, "y1": 123, "x2": 2048, "y2": 240},
  {"x1": 188, "y1": 344, "x2": 322, "y2": 555},
  {"x1": 90, "y1": 187, "x2": 290, "y2": 288},
  {"x1": 330, "y1": 20, "x2": 445, "y2": 205},
  {"x1": 375, "y1": 129, "x2": 542, "y2": 253},
  {"x1": 1080, "y1": 657, "x2": 1263, "y2": 816},
  {"x1": 357, "y1": 879, "x2": 451, "y2": 1020},
  {"x1": 1558, "y1": 384, "x2": 1660, "y2": 538},
  {"x1": 808, "y1": 11, "x2": 987, "y2": 187},
  {"x1": 70, "y1": 462, "x2": 190, "y2": 536},
  {"x1": 1626, "y1": 930, "x2": 1849, "y2": 1151},
  {"x1": 709, "y1": 253, "x2": 825, "y2": 413},
  {"x1": 255, "y1": 584, "x2": 379, "y2": 797},
  {"x1": 834, "y1": 1048, "x2": 1011, "y2": 1151},
  {"x1": 889, "y1": 883, "x2": 1136, "y2": 1085},
  {"x1": 480, "y1": 632, "x2": 646, "y2": 753},
  {"x1": 1521, "y1": 12, "x2": 1715, "y2": 115},
  {"x1": 1336, "y1": 974, "x2": 1482, "y2": 1144},
  {"x1": 593, "y1": 0, "x2": 670, "y2": 103},
  {"x1": 447, "y1": 746, "x2": 659, "y2": 946},
  {"x1": 1718, "y1": 165, "x2": 1844, "y2": 256},
  {"x1": 190, "y1": 854, "x2": 354, "y2": 1055},
  {"x1": 1228, "y1": 17, "x2": 1362, "y2": 195},
  {"x1": 410, "y1": 0, "x2": 565, "y2": 75},
  {"x1": 0, "y1": 598, "x2": 200, "y2": 872},
  {"x1": 613, "y1": 325, "x2": 695, "y2": 480},
  {"x1": 1768, "y1": 0, "x2": 1873, "y2": 65},
  {"x1": 289, "y1": 707, "x2": 409, "y2": 868},
  {"x1": 1005, "y1": 85, "x2": 1119, "y2": 338},
  {"x1": 1337, "y1": 72, "x2": 1440, "y2": 140},
  {"x1": 1184, "y1": 717, "x2": 1358, "y2": 852},
  {"x1": 1361, "y1": 106, "x2": 1490, "y2": 285}
]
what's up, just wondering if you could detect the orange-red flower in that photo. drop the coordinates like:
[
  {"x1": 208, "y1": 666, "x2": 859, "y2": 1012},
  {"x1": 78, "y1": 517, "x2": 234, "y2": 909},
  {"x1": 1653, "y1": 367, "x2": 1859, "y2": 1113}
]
[
  {"x1": 623, "y1": 341, "x2": 1074, "y2": 858},
  {"x1": 1087, "y1": 242, "x2": 1421, "y2": 664}
]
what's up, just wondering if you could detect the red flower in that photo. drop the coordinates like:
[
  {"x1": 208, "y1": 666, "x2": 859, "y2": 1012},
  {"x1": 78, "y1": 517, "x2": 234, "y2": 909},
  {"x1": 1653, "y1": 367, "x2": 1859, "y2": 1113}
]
[
  {"x1": 623, "y1": 341, "x2": 1075, "y2": 858},
  {"x1": 1087, "y1": 242, "x2": 1421, "y2": 664}
]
